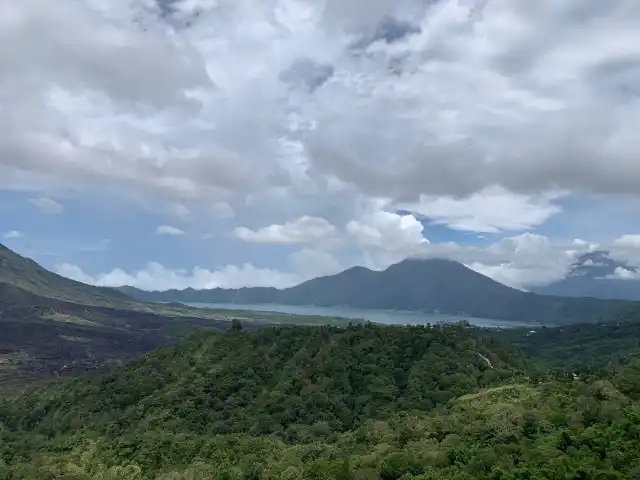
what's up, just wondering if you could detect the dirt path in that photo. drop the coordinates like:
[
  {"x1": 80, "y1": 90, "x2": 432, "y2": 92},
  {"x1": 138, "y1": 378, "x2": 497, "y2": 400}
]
[{"x1": 475, "y1": 351, "x2": 494, "y2": 369}]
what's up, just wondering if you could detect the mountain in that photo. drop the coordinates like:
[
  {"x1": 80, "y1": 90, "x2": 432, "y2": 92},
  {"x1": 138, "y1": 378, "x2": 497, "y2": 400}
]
[
  {"x1": 2, "y1": 323, "x2": 640, "y2": 478},
  {"x1": 0, "y1": 244, "x2": 286, "y2": 389},
  {"x1": 532, "y1": 250, "x2": 640, "y2": 301},
  {"x1": 0, "y1": 243, "x2": 134, "y2": 307},
  {"x1": 122, "y1": 257, "x2": 636, "y2": 324}
]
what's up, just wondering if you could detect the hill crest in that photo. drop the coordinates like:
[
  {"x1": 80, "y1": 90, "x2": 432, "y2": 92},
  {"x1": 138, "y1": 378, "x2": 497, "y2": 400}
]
[{"x1": 0, "y1": 243, "x2": 133, "y2": 307}]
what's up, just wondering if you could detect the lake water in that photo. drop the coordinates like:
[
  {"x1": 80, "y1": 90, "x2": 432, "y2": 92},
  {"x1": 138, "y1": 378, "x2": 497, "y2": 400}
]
[{"x1": 188, "y1": 303, "x2": 536, "y2": 329}]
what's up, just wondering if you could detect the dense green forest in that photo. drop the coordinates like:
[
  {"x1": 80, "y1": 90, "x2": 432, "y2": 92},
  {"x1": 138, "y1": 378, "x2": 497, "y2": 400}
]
[
  {"x1": 495, "y1": 315, "x2": 640, "y2": 374},
  {"x1": 2, "y1": 323, "x2": 640, "y2": 479}
]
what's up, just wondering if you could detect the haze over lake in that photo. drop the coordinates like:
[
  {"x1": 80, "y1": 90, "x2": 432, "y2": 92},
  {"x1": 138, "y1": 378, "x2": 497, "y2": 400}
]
[{"x1": 188, "y1": 303, "x2": 540, "y2": 328}]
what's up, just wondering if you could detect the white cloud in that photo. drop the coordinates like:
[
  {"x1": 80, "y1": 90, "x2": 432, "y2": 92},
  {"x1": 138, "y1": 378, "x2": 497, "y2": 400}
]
[
  {"x1": 156, "y1": 225, "x2": 185, "y2": 236},
  {"x1": 54, "y1": 232, "x2": 603, "y2": 291},
  {"x1": 608, "y1": 266, "x2": 640, "y2": 281},
  {"x1": 612, "y1": 234, "x2": 640, "y2": 249},
  {"x1": 608, "y1": 234, "x2": 640, "y2": 266},
  {"x1": 234, "y1": 216, "x2": 337, "y2": 245},
  {"x1": 3, "y1": 230, "x2": 24, "y2": 239},
  {"x1": 398, "y1": 186, "x2": 564, "y2": 233},
  {"x1": 29, "y1": 196, "x2": 64, "y2": 215},
  {"x1": 289, "y1": 248, "x2": 345, "y2": 278},
  {"x1": 55, "y1": 261, "x2": 301, "y2": 291},
  {"x1": 412, "y1": 235, "x2": 598, "y2": 290},
  {"x1": 346, "y1": 210, "x2": 429, "y2": 269}
]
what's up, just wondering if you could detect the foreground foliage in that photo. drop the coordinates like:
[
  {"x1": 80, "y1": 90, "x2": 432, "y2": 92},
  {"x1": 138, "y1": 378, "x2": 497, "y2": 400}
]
[{"x1": 1, "y1": 324, "x2": 640, "y2": 479}]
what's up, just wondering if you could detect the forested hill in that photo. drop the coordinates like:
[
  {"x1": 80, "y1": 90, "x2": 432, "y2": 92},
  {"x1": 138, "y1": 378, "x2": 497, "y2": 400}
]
[
  {"x1": 0, "y1": 324, "x2": 528, "y2": 439},
  {"x1": 2, "y1": 323, "x2": 640, "y2": 479},
  {"x1": 121, "y1": 258, "x2": 635, "y2": 324}
]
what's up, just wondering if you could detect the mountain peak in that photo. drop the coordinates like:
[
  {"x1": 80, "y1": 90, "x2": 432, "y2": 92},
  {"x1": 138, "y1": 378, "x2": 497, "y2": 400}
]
[
  {"x1": 568, "y1": 250, "x2": 632, "y2": 279},
  {"x1": 532, "y1": 250, "x2": 640, "y2": 301},
  {"x1": 385, "y1": 256, "x2": 465, "y2": 273}
]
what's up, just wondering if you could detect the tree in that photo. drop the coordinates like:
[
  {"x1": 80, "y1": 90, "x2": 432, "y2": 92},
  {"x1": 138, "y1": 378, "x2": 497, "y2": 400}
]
[{"x1": 229, "y1": 319, "x2": 243, "y2": 332}]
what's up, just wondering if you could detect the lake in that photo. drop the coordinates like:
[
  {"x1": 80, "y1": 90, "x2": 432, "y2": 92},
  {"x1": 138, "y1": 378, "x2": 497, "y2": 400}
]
[{"x1": 188, "y1": 303, "x2": 536, "y2": 329}]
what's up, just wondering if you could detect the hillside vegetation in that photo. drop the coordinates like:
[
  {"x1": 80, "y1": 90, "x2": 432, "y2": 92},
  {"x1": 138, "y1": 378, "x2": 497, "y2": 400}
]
[
  {"x1": 2, "y1": 323, "x2": 640, "y2": 479},
  {"x1": 495, "y1": 311, "x2": 640, "y2": 374}
]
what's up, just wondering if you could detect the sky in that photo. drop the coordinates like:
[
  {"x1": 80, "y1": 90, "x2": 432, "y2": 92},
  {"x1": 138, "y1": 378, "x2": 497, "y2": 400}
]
[{"x1": 3, "y1": 0, "x2": 640, "y2": 291}]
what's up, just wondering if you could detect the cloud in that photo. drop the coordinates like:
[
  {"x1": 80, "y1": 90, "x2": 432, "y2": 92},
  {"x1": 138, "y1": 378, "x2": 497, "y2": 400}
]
[
  {"x1": 398, "y1": 186, "x2": 564, "y2": 233},
  {"x1": 413, "y1": 234, "x2": 599, "y2": 290},
  {"x1": 54, "y1": 231, "x2": 604, "y2": 291},
  {"x1": 6, "y1": 0, "x2": 640, "y2": 295},
  {"x1": 3, "y1": 230, "x2": 24, "y2": 239},
  {"x1": 289, "y1": 248, "x2": 345, "y2": 278},
  {"x1": 612, "y1": 234, "x2": 640, "y2": 249},
  {"x1": 304, "y1": 1, "x2": 640, "y2": 201},
  {"x1": 234, "y1": 216, "x2": 337, "y2": 245},
  {"x1": 232, "y1": 208, "x2": 429, "y2": 268},
  {"x1": 608, "y1": 266, "x2": 640, "y2": 281},
  {"x1": 156, "y1": 225, "x2": 185, "y2": 236},
  {"x1": 29, "y1": 196, "x2": 64, "y2": 215},
  {"x1": 346, "y1": 210, "x2": 429, "y2": 268},
  {"x1": 55, "y1": 261, "x2": 301, "y2": 291},
  {"x1": 608, "y1": 234, "x2": 640, "y2": 266},
  {"x1": 4, "y1": 0, "x2": 640, "y2": 213},
  {"x1": 0, "y1": 0, "x2": 210, "y2": 107}
]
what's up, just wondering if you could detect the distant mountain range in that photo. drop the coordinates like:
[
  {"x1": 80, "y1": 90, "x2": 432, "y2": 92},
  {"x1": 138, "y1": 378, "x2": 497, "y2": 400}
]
[
  {"x1": 3, "y1": 240, "x2": 639, "y2": 326},
  {"x1": 119, "y1": 257, "x2": 636, "y2": 324},
  {"x1": 532, "y1": 250, "x2": 640, "y2": 301}
]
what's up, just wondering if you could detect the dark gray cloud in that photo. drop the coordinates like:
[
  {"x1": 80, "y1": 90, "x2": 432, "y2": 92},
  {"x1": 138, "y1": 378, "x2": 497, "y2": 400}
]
[
  {"x1": 279, "y1": 58, "x2": 335, "y2": 92},
  {"x1": 371, "y1": 16, "x2": 422, "y2": 44}
]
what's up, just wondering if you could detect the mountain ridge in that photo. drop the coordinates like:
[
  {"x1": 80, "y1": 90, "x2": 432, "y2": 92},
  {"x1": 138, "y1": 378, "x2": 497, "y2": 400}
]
[
  {"x1": 120, "y1": 257, "x2": 636, "y2": 324},
  {"x1": 0, "y1": 243, "x2": 135, "y2": 308}
]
